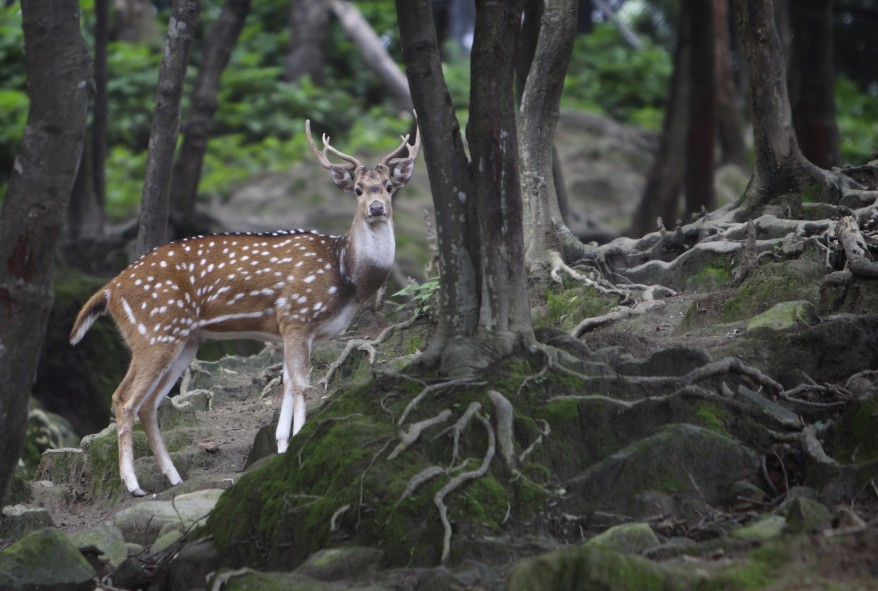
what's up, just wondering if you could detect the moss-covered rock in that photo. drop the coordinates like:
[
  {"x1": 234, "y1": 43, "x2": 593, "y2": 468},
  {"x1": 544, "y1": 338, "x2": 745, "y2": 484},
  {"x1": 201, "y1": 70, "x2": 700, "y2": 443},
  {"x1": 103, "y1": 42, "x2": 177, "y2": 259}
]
[
  {"x1": 560, "y1": 424, "x2": 759, "y2": 519},
  {"x1": 0, "y1": 528, "x2": 96, "y2": 590},
  {"x1": 505, "y1": 543, "x2": 698, "y2": 591},
  {"x1": 584, "y1": 523, "x2": 660, "y2": 555},
  {"x1": 745, "y1": 300, "x2": 818, "y2": 334}
]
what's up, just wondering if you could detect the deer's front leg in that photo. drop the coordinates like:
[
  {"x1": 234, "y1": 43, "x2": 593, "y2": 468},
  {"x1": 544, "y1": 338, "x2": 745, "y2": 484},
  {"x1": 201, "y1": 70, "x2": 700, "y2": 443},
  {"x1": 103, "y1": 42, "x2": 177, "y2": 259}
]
[{"x1": 277, "y1": 334, "x2": 312, "y2": 453}]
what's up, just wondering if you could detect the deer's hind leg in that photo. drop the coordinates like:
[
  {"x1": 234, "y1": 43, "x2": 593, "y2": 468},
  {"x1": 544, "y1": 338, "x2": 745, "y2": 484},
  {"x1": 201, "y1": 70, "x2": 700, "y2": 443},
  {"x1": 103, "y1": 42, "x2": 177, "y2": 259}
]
[
  {"x1": 114, "y1": 341, "x2": 192, "y2": 496},
  {"x1": 137, "y1": 339, "x2": 199, "y2": 488}
]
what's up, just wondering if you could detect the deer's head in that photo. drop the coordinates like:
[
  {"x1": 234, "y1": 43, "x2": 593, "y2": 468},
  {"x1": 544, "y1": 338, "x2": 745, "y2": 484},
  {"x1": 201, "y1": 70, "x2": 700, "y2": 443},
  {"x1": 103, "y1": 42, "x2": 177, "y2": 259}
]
[{"x1": 305, "y1": 116, "x2": 421, "y2": 227}]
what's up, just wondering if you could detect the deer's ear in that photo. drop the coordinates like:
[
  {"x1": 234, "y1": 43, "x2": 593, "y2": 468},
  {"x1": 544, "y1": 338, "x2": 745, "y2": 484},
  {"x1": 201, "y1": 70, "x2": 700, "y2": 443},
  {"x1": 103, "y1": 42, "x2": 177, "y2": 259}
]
[
  {"x1": 329, "y1": 165, "x2": 355, "y2": 191},
  {"x1": 391, "y1": 159, "x2": 415, "y2": 188}
]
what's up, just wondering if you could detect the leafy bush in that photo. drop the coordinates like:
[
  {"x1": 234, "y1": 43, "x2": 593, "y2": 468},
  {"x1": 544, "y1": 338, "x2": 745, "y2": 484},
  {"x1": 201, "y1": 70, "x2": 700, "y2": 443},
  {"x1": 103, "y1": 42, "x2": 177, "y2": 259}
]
[
  {"x1": 835, "y1": 76, "x2": 878, "y2": 165},
  {"x1": 562, "y1": 23, "x2": 672, "y2": 129}
]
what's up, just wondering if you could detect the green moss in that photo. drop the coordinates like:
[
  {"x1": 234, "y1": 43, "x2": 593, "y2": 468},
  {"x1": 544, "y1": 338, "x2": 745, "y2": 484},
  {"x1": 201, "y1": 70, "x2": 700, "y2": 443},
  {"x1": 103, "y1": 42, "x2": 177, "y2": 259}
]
[
  {"x1": 687, "y1": 263, "x2": 732, "y2": 292},
  {"x1": 707, "y1": 542, "x2": 789, "y2": 590},
  {"x1": 694, "y1": 402, "x2": 731, "y2": 436},
  {"x1": 534, "y1": 284, "x2": 615, "y2": 332},
  {"x1": 457, "y1": 475, "x2": 509, "y2": 533},
  {"x1": 826, "y1": 394, "x2": 878, "y2": 463}
]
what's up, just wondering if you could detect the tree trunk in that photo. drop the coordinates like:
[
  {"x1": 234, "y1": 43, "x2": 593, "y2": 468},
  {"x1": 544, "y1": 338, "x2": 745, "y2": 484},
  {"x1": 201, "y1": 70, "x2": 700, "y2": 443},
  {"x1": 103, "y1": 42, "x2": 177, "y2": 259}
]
[
  {"x1": 397, "y1": 0, "x2": 533, "y2": 372},
  {"x1": 518, "y1": 0, "x2": 585, "y2": 274},
  {"x1": 467, "y1": 0, "x2": 532, "y2": 353},
  {"x1": 714, "y1": 0, "x2": 748, "y2": 167},
  {"x1": 735, "y1": 0, "x2": 826, "y2": 215},
  {"x1": 630, "y1": 7, "x2": 691, "y2": 237},
  {"x1": 136, "y1": 0, "x2": 201, "y2": 256},
  {"x1": 285, "y1": 0, "x2": 329, "y2": 85},
  {"x1": 396, "y1": 0, "x2": 480, "y2": 366},
  {"x1": 330, "y1": 0, "x2": 412, "y2": 110},
  {"x1": 683, "y1": 0, "x2": 716, "y2": 217},
  {"x1": 171, "y1": 0, "x2": 250, "y2": 238},
  {"x1": 0, "y1": 0, "x2": 91, "y2": 506},
  {"x1": 788, "y1": 0, "x2": 842, "y2": 169},
  {"x1": 67, "y1": 137, "x2": 103, "y2": 242}
]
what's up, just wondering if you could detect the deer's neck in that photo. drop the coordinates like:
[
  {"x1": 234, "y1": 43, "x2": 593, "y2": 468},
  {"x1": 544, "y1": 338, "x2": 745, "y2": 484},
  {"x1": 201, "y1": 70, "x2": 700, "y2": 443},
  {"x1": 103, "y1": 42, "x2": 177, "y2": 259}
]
[{"x1": 338, "y1": 218, "x2": 394, "y2": 301}]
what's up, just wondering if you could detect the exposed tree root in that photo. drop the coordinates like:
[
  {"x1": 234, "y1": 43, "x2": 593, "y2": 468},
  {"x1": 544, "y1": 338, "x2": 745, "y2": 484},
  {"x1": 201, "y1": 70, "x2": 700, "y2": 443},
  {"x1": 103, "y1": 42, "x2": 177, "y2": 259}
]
[
  {"x1": 444, "y1": 401, "x2": 481, "y2": 467},
  {"x1": 317, "y1": 314, "x2": 419, "y2": 391},
  {"x1": 571, "y1": 299, "x2": 664, "y2": 337},
  {"x1": 397, "y1": 377, "x2": 482, "y2": 425},
  {"x1": 435, "y1": 412, "x2": 495, "y2": 564},
  {"x1": 836, "y1": 215, "x2": 878, "y2": 278},
  {"x1": 488, "y1": 390, "x2": 516, "y2": 470},
  {"x1": 388, "y1": 409, "x2": 452, "y2": 460}
]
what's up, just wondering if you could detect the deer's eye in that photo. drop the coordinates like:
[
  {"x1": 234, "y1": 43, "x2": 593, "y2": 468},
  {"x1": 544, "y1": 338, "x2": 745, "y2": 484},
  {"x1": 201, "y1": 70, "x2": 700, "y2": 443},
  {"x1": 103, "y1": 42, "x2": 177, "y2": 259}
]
[
  {"x1": 354, "y1": 186, "x2": 363, "y2": 196},
  {"x1": 385, "y1": 184, "x2": 393, "y2": 193}
]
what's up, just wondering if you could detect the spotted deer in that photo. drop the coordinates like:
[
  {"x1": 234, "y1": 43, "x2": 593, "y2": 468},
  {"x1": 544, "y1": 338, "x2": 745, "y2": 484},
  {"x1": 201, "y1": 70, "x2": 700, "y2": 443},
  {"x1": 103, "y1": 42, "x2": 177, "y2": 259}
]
[{"x1": 70, "y1": 118, "x2": 420, "y2": 496}]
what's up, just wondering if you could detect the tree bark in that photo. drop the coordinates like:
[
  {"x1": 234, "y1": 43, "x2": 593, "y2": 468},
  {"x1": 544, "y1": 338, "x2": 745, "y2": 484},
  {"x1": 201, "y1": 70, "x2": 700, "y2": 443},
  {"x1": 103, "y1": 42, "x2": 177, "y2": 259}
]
[
  {"x1": 330, "y1": 0, "x2": 412, "y2": 110},
  {"x1": 735, "y1": 0, "x2": 826, "y2": 214},
  {"x1": 631, "y1": 7, "x2": 691, "y2": 237},
  {"x1": 397, "y1": 0, "x2": 533, "y2": 371},
  {"x1": 714, "y1": 0, "x2": 748, "y2": 167},
  {"x1": 468, "y1": 0, "x2": 532, "y2": 352},
  {"x1": 171, "y1": 0, "x2": 250, "y2": 238},
  {"x1": 396, "y1": 0, "x2": 480, "y2": 365},
  {"x1": 285, "y1": 0, "x2": 329, "y2": 85},
  {"x1": 788, "y1": 0, "x2": 842, "y2": 169},
  {"x1": 683, "y1": 0, "x2": 716, "y2": 217},
  {"x1": 518, "y1": 0, "x2": 585, "y2": 273},
  {"x1": 0, "y1": 0, "x2": 91, "y2": 506},
  {"x1": 136, "y1": 0, "x2": 201, "y2": 256}
]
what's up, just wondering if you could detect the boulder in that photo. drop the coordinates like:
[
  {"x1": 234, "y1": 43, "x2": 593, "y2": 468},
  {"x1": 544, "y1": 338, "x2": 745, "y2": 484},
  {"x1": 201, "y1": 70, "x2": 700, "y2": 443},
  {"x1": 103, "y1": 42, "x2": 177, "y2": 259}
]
[
  {"x1": 69, "y1": 522, "x2": 128, "y2": 566},
  {"x1": 0, "y1": 504, "x2": 55, "y2": 542},
  {"x1": 584, "y1": 523, "x2": 660, "y2": 554},
  {"x1": 294, "y1": 546, "x2": 384, "y2": 582},
  {"x1": 0, "y1": 528, "x2": 96, "y2": 591},
  {"x1": 113, "y1": 488, "x2": 224, "y2": 546},
  {"x1": 561, "y1": 424, "x2": 759, "y2": 519}
]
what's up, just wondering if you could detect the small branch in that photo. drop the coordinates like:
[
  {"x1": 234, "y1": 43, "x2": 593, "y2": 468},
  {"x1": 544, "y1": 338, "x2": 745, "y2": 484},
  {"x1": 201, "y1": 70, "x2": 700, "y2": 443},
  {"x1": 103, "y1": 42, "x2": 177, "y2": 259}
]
[
  {"x1": 399, "y1": 465, "x2": 446, "y2": 502},
  {"x1": 571, "y1": 299, "x2": 664, "y2": 337},
  {"x1": 519, "y1": 419, "x2": 550, "y2": 463},
  {"x1": 329, "y1": 504, "x2": 351, "y2": 531},
  {"x1": 435, "y1": 412, "x2": 495, "y2": 564}
]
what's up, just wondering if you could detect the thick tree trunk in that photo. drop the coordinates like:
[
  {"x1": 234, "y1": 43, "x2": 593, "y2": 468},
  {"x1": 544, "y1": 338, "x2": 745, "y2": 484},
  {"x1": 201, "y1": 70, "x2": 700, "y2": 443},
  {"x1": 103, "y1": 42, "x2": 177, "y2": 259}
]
[
  {"x1": 788, "y1": 0, "x2": 842, "y2": 169},
  {"x1": 136, "y1": 0, "x2": 201, "y2": 256},
  {"x1": 396, "y1": 0, "x2": 480, "y2": 366},
  {"x1": 0, "y1": 0, "x2": 91, "y2": 506},
  {"x1": 715, "y1": 0, "x2": 748, "y2": 167},
  {"x1": 285, "y1": 0, "x2": 329, "y2": 85},
  {"x1": 171, "y1": 0, "x2": 250, "y2": 238},
  {"x1": 735, "y1": 0, "x2": 826, "y2": 214},
  {"x1": 468, "y1": 0, "x2": 532, "y2": 352},
  {"x1": 683, "y1": 0, "x2": 716, "y2": 217},
  {"x1": 631, "y1": 7, "x2": 691, "y2": 237}
]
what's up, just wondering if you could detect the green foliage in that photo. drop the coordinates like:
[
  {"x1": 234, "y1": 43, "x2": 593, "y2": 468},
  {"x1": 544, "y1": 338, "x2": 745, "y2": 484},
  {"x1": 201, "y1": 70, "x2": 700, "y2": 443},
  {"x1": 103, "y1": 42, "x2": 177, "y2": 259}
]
[
  {"x1": 835, "y1": 75, "x2": 878, "y2": 164},
  {"x1": 392, "y1": 276, "x2": 440, "y2": 318},
  {"x1": 562, "y1": 23, "x2": 672, "y2": 129}
]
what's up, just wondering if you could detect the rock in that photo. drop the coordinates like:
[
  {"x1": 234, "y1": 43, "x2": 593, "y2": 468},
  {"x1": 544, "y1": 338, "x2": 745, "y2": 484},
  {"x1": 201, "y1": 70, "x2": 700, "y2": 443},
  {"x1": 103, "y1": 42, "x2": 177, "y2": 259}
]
[
  {"x1": 833, "y1": 506, "x2": 866, "y2": 530},
  {"x1": 151, "y1": 528, "x2": 183, "y2": 554},
  {"x1": 34, "y1": 447, "x2": 84, "y2": 486},
  {"x1": 728, "y1": 480, "x2": 769, "y2": 510},
  {"x1": 746, "y1": 300, "x2": 819, "y2": 333},
  {"x1": 731, "y1": 515, "x2": 786, "y2": 541},
  {"x1": 69, "y1": 522, "x2": 128, "y2": 566},
  {"x1": 113, "y1": 488, "x2": 224, "y2": 546},
  {"x1": 617, "y1": 345, "x2": 712, "y2": 378},
  {"x1": 157, "y1": 388, "x2": 212, "y2": 430},
  {"x1": 561, "y1": 424, "x2": 760, "y2": 519},
  {"x1": 294, "y1": 546, "x2": 384, "y2": 582},
  {"x1": 112, "y1": 557, "x2": 148, "y2": 590},
  {"x1": 208, "y1": 568, "x2": 390, "y2": 590},
  {"x1": 162, "y1": 538, "x2": 220, "y2": 591},
  {"x1": 505, "y1": 543, "x2": 697, "y2": 591},
  {"x1": 584, "y1": 523, "x2": 660, "y2": 554},
  {"x1": 0, "y1": 528, "x2": 96, "y2": 590},
  {"x1": 784, "y1": 497, "x2": 833, "y2": 533},
  {"x1": 0, "y1": 504, "x2": 55, "y2": 542}
]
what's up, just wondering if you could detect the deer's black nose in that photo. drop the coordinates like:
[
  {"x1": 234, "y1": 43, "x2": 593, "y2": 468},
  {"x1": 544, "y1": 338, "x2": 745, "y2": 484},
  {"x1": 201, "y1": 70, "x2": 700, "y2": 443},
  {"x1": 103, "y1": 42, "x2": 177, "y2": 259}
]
[{"x1": 369, "y1": 201, "x2": 386, "y2": 218}]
